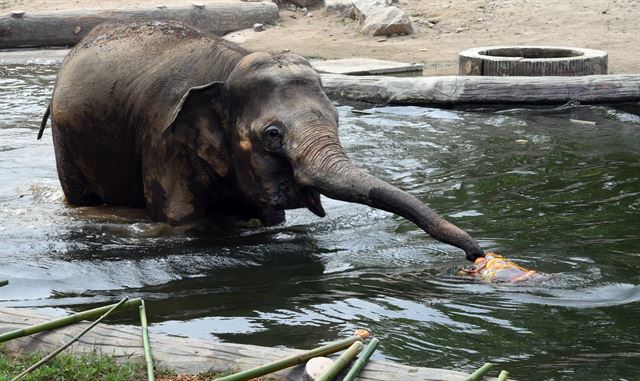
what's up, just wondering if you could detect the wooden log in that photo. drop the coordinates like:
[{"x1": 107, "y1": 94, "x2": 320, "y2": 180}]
[
  {"x1": 319, "y1": 74, "x2": 640, "y2": 105},
  {"x1": 0, "y1": 308, "x2": 484, "y2": 381},
  {"x1": 459, "y1": 46, "x2": 608, "y2": 76},
  {"x1": 0, "y1": 2, "x2": 279, "y2": 49}
]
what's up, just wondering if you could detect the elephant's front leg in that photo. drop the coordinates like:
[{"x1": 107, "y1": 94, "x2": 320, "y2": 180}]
[
  {"x1": 257, "y1": 209, "x2": 286, "y2": 226},
  {"x1": 142, "y1": 148, "x2": 206, "y2": 225}
]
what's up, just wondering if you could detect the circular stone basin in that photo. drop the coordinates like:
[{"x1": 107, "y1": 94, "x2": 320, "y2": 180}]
[{"x1": 459, "y1": 46, "x2": 608, "y2": 76}]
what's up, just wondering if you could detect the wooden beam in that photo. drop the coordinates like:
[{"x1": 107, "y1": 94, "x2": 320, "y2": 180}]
[
  {"x1": 0, "y1": 307, "x2": 483, "y2": 381},
  {"x1": 0, "y1": 2, "x2": 278, "y2": 49},
  {"x1": 320, "y1": 73, "x2": 640, "y2": 105}
]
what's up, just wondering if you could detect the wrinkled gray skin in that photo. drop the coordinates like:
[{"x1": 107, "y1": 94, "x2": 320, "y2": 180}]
[{"x1": 42, "y1": 21, "x2": 485, "y2": 261}]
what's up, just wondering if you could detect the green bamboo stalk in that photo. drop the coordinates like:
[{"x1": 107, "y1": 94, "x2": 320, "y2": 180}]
[
  {"x1": 11, "y1": 297, "x2": 129, "y2": 381},
  {"x1": 0, "y1": 280, "x2": 8, "y2": 287},
  {"x1": 463, "y1": 362, "x2": 494, "y2": 381},
  {"x1": 139, "y1": 300, "x2": 155, "y2": 381},
  {"x1": 213, "y1": 335, "x2": 364, "y2": 381},
  {"x1": 315, "y1": 341, "x2": 363, "y2": 381},
  {"x1": 342, "y1": 338, "x2": 379, "y2": 381},
  {"x1": 497, "y1": 370, "x2": 509, "y2": 381},
  {"x1": 0, "y1": 298, "x2": 142, "y2": 343}
]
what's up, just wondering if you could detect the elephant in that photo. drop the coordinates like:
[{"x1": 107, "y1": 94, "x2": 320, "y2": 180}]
[{"x1": 39, "y1": 20, "x2": 486, "y2": 261}]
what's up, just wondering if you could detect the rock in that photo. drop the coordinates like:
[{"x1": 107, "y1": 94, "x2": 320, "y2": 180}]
[
  {"x1": 324, "y1": 0, "x2": 354, "y2": 17},
  {"x1": 10, "y1": 10, "x2": 25, "y2": 18},
  {"x1": 253, "y1": 23, "x2": 266, "y2": 32},
  {"x1": 351, "y1": 0, "x2": 392, "y2": 23},
  {"x1": 287, "y1": 4, "x2": 297, "y2": 11},
  {"x1": 361, "y1": 6, "x2": 413, "y2": 36}
]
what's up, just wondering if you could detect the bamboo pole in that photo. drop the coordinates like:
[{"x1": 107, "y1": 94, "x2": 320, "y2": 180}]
[
  {"x1": 10, "y1": 297, "x2": 129, "y2": 381},
  {"x1": 0, "y1": 298, "x2": 142, "y2": 343},
  {"x1": 342, "y1": 338, "x2": 379, "y2": 381},
  {"x1": 0, "y1": 280, "x2": 7, "y2": 287},
  {"x1": 213, "y1": 334, "x2": 366, "y2": 381},
  {"x1": 139, "y1": 300, "x2": 155, "y2": 381},
  {"x1": 463, "y1": 363, "x2": 494, "y2": 381},
  {"x1": 315, "y1": 341, "x2": 363, "y2": 381},
  {"x1": 497, "y1": 370, "x2": 509, "y2": 381}
]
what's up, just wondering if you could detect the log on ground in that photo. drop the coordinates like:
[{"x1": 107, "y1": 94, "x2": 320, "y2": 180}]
[
  {"x1": 0, "y1": 307, "x2": 484, "y2": 381},
  {"x1": 0, "y1": 2, "x2": 278, "y2": 48},
  {"x1": 320, "y1": 74, "x2": 640, "y2": 105}
]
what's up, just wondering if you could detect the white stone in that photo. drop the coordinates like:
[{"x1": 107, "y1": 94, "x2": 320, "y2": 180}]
[
  {"x1": 361, "y1": 6, "x2": 414, "y2": 36},
  {"x1": 253, "y1": 23, "x2": 266, "y2": 32},
  {"x1": 304, "y1": 357, "x2": 334, "y2": 381}
]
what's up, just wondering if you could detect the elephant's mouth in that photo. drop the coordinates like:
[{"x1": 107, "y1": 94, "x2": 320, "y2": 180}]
[{"x1": 300, "y1": 187, "x2": 325, "y2": 217}]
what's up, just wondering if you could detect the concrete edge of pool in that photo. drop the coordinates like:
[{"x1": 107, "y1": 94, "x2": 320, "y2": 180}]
[{"x1": 0, "y1": 307, "x2": 500, "y2": 381}]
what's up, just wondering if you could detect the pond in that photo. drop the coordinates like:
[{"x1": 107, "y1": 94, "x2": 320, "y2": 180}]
[{"x1": 1, "y1": 55, "x2": 639, "y2": 381}]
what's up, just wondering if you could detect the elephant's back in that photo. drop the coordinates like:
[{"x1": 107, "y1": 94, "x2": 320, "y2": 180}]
[{"x1": 53, "y1": 20, "x2": 246, "y2": 132}]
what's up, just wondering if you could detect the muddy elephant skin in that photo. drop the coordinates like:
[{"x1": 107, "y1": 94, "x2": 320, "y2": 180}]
[{"x1": 44, "y1": 20, "x2": 485, "y2": 261}]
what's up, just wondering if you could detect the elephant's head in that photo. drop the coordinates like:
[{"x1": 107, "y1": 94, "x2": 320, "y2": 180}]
[{"x1": 168, "y1": 52, "x2": 485, "y2": 261}]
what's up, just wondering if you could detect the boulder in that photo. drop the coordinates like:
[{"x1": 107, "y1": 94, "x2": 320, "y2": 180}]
[
  {"x1": 361, "y1": 6, "x2": 413, "y2": 36},
  {"x1": 351, "y1": 0, "x2": 392, "y2": 23},
  {"x1": 324, "y1": 0, "x2": 354, "y2": 17}
]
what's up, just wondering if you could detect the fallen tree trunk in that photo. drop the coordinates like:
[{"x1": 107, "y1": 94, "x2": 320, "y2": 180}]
[
  {"x1": 0, "y1": 307, "x2": 483, "y2": 381},
  {"x1": 319, "y1": 73, "x2": 640, "y2": 105},
  {"x1": 0, "y1": 2, "x2": 278, "y2": 49}
]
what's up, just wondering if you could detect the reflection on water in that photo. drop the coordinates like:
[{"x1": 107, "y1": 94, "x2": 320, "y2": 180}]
[{"x1": 1, "y1": 58, "x2": 639, "y2": 380}]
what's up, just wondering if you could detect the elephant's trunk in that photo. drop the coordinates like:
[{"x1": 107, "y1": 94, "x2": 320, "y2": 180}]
[{"x1": 293, "y1": 136, "x2": 485, "y2": 261}]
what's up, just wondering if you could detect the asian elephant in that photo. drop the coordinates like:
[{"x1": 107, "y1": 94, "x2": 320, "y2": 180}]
[{"x1": 39, "y1": 20, "x2": 485, "y2": 261}]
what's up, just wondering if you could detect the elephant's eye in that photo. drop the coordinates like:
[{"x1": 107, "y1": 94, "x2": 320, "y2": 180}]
[{"x1": 262, "y1": 124, "x2": 284, "y2": 151}]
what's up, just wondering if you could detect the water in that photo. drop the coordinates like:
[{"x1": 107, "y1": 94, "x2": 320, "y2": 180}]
[{"x1": 1, "y1": 56, "x2": 639, "y2": 380}]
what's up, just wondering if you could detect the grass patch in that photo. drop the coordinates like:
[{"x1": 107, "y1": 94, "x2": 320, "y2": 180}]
[
  {"x1": 0, "y1": 346, "x2": 146, "y2": 381},
  {"x1": 0, "y1": 345, "x2": 236, "y2": 381}
]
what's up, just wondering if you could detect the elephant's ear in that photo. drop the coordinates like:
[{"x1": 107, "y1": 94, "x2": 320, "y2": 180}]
[{"x1": 163, "y1": 81, "x2": 230, "y2": 177}]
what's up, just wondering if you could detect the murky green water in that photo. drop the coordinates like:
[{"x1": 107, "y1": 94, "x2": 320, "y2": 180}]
[{"x1": 1, "y1": 57, "x2": 639, "y2": 380}]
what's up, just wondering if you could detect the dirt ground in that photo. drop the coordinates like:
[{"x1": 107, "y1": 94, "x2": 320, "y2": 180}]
[{"x1": 2, "y1": 0, "x2": 639, "y2": 75}]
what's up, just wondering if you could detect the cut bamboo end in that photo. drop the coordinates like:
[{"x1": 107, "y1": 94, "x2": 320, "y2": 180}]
[
  {"x1": 315, "y1": 341, "x2": 363, "y2": 381},
  {"x1": 497, "y1": 370, "x2": 509, "y2": 381},
  {"x1": 463, "y1": 362, "x2": 494, "y2": 381},
  {"x1": 343, "y1": 337, "x2": 380, "y2": 381}
]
